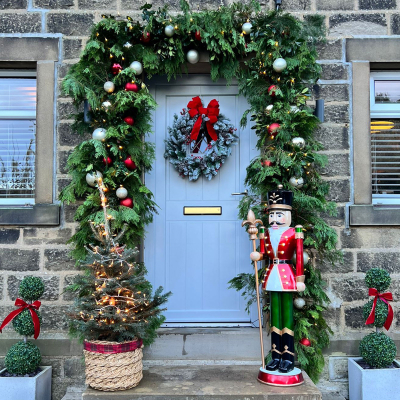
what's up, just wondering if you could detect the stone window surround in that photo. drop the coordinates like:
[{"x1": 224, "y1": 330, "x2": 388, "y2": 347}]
[
  {"x1": 348, "y1": 38, "x2": 400, "y2": 226},
  {"x1": 0, "y1": 36, "x2": 60, "y2": 226}
]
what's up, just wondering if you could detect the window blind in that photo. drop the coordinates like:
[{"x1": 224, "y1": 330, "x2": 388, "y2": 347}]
[{"x1": 0, "y1": 78, "x2": 36, "y2": 204}]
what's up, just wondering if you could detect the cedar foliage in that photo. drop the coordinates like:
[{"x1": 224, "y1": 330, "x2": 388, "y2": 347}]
[{"x1": 61, "y1": 0, "x2": 339, "y2": 380}]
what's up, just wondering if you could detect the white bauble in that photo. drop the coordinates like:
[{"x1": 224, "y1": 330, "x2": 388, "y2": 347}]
[
  {"x1": 292, "y1": 137, "x2": 306, "y2": 148},
  {"x1": 101, "y1": 101, "x2": 111, "y2": 110},
  {"x1": 294, "y1": 297, "x2": 306, "y2": 310},
  {"x1": 165, "y1": 25, "x2": 175, "y2": 37},
  {"x1": 86, "y1": 171, "x2": 103, "y2": 187},
  {"x1": 123, "y1": 42, "x2": 132, "y2": 48},
  {"x1": 103, "y1": 81, "x2": 115, "y2": 93},
  {"x1": 92, "y1": 128, "x2": 107, "y2": 141},
  {"x1": 116, "y1": 186, "x2": 128, "y2": 199},
  {"x1": 242, "y1": 22, "x2": 252, "y2": 35},
  {"x1": 129, "y1": 61, "x2": 143, "y2": 76},
  {"x1": 289, "y1": 176, "x2": 304, "y2": 188},
  {"x1": 273, "y1": 57, "x2": 287, "y2": 73},
  {"x1": 265, "y1": 104, "x2": 273, "y2": 114},
  {"x1": 187, "y1": 49, "x2": 200, "y2": 64},
  {"x1": 290, "y1": 106, "x2": 300, "y2": 113}
]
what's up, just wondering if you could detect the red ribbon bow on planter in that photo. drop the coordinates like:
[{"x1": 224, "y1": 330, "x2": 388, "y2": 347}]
[
  {"x1": 365, "y1": 288, "x2": 393, "y2": 330},
  {"x1": 0, "y1": 298, "x2": 41, "y2": 339},
  {"x1": 187, "y1": 96, "x2": 220, "y2": 143}
]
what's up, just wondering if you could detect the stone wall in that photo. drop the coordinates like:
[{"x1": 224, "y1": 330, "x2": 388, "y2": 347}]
[{"x1": 1, "y1": 0, "x2": 400, "y2": 399}]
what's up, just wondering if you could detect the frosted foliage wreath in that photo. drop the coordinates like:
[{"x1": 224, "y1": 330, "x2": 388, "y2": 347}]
[{"x1": 164, "y1": 97, "x2": 238, "y2": 181}]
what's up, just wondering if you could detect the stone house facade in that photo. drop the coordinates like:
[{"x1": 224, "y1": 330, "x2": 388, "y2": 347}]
[{"x1": 0, "y1": 0, "x2": 399, "y2": 399}]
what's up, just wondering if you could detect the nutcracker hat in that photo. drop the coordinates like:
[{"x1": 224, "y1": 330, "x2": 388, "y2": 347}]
[{"x1": 267, "y1": 184, "x2": 293, "y2": 211}]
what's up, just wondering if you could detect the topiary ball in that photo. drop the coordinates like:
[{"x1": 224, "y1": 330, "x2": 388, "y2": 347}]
[
  {"x1": 5, "y1": 341, "x2": 41, "y2": 375},
  {"x1": 365, "y1": 268, "x2": 391, "y2": 293},
  {"x1": 359, "y1": 331, "x2": 396, "y2": 368},
  {"x1": 363, "y1": 298, "x2": 388, "y2": 327},
  {"x1": 19, "y1": 277, "x2": 45, "y2": 302},
  {"x1": 12, "y1": 309, "x2": 42, "y2": 337}
]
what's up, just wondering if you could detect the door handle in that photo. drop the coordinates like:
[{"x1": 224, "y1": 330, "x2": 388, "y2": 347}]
[{"x1": 231, "y1": 189, "x2": 248, "y2": 196}]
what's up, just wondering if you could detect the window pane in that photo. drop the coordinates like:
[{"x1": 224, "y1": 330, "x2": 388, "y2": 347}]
[
  {"x1": 374, "y1": 80, "x2": 400, "y2": 104},
  {"x1": 0, "y1": 78, "x2": 36, "y2": 118},
  {"x1": 371, "y1": 119, "x2": 400, "y2": 195}
]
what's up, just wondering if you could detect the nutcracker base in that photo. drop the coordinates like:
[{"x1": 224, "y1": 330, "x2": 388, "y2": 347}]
[{"x1": 258, "y1": 367, "x2": 304, "y2": 386}]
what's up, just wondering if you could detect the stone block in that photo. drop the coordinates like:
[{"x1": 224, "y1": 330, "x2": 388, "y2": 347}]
[
  {"x1": 320, "y1": 63, "x2": 348, "y2": 81},
  {"x1": 44, "y1": 249, "x2": 74, "y2": 271},
  {"x1": 315, "y1": 124, "x2": 349, "y2": 151},
  {"x1": 63, "y1": 203, "x2": 79, "y2": 223},
  {"x1": 357, "y1": 252, "x2": 400, "y2": 273},
  {"x1": 326, "y1": 179, "x2": 350, "y2": 203},
  {"x1": 58, "y1": 150, "x2": 73, "y2": 174},
  {"x1": 78, "y1": 0, "x2": 117, "y2": 9},
  {"x1": 0, "y1": 276, "x2": 4, "y2": 300},
  {"x1": 312, "y1": 84, "x2": 349, "y2": 102},
  {"x1": 34, "y1": 0, "x2": 74, "y2": 7},
  {"x1": 359, "y1": 0, "x2": 396, "y2": 9},
  {"x1": 0, "y1": 249, "x2": 39, "y2": 271},
  {"x1": 320, "y1": 251, "x2": 354, "y2": 274},
  {"x1": 329, "y1": 14, "x2": 387, "y2": 37},
  {"x1": 41, "y1": 357, "x2": 62, "y2": 378},
  {"x1": 281, "y1": 0, "x2": 311, "y2": 10},
  {"x1": 47, "y1": 13, "x2": 95, "y2": 36},
  {"x1": 0, "y1": 0, "x2": 27, "y2": 9},
  {"x1": 321, "y1": 205, "x2": 345, "y2": 227},
  {"x1": 8, "y1": 275, "x2": 60, "y2": 301},
  {"x1": 41, "y1": 306, "x2": 69, "y2": 331},
  {"x1": 341, "y1": 227, "x2": 400, "y2": 249},
  {"x1": 58, "y1": 101, "x2": 82, "y2": 120},
  {"x1": 0, "y1": 229, "x2": 20, "y2": 244},
  {"x1": 391, "y1": 14, "x2": 400, "y2": 35},
  {"x1": 344, "y1": 305, "x2": 368, "y2": 329},
  {"x1": 316, "y1": 0, "x2": 354, "y2": 10},
  {"x1": 329, "y1": 357, "x2": 348, "y2": 381},
  {"x1": 58, "y1": 64, "x2": 72, "y2": 79},
  {"x1": 322, "y1": 307, "x2": 341, "y2": 333},
  {"x1": 63, "y1": 39, "x2": 83, "y2": 60},
  {"x1": 62, "y1": 275, "x2": 77, "y2": 301},
  {"x1": 321, "y1": 154, "x2": 350, "y2": 177},
  {"x1": 0, "y1": 13, "x2": 41, "y2": 33},
  {"x1": 331, "y1": 277, "x2": 366, "y2": 302},
  {"x1": 316, "y1": 40, "x2": 343, "y2": 61},
  {"x1": 23, "y1": 227, "x2": 72, "y2": 245},
  {"x1": 58, "y1": 122, "x2": 90, "y2": 146},
  {"x1": 64, "y1": 357, "x2": 85, "y2": 379},
  {"x1": 58, "y1": 178, "x2": 72, "y2": 195},
  {"x1": 324, "y1": 105, "x2": 349, "y2": 124}
]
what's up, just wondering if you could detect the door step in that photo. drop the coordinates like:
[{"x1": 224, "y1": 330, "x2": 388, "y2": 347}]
[{"x1": 82, "y1": 365, "x2": 322, "y2": 400}]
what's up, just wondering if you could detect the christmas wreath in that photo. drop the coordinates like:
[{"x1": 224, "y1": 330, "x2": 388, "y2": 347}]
[{"x1": 164, "y1": 96, "x2": 238, "y2": 181}]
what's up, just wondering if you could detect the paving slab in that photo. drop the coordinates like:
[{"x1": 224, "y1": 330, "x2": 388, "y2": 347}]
[{"x1": 82, "y1": 365, "x2": 322, "y2": 400}]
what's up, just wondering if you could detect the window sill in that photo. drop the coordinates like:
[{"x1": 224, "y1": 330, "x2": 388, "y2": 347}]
[
  {"x1": 0, "y1": 204, "x2": 60, "y2": 226},
  {"x1": 350, "y1": 204, "x2": 400, "y2": 226}
]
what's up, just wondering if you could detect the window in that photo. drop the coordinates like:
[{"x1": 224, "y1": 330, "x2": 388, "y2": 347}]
[{"x1": 0, "y1": 71, "x2": 36, "y2": 205}]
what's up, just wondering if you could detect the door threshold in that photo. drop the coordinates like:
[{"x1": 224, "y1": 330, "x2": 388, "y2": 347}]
[{"x1": 161, "y1": 322, "x2": 254, "y2": 328}]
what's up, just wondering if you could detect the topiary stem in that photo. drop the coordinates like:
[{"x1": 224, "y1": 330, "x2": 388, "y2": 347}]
[{"x1": 24, "y1": 336, "x2": 27, "y2": 343}]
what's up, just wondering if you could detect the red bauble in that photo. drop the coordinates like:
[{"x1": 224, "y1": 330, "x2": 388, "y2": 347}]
[
  {"x1": 263, "y1": 160, "x2": 273, "y2": 167},
  {"x1": 102, "y1": 156, "x2": 112, "y2": 166},
  {"x1": 124, "y1": 116, "x2": 134, "y2": 126},
  {"x1": 119, "y1": 197, "x2": 133, "y2": 208},
  {"x1": 195, "y1": 30, "x2": 202, "y2": 41},
  {"x1": 111, "y1": 63, "x2": 122, "y2": 75},
  {"x1": 125, "y1": 82, "x2": 139, "y2": 92},
  {"x1": 268, "y1": 85, "x2": 277, "y2": 97},
  {"x1": 141, "y1": 32, "x2": 151, "y2": 43},
  {"x1": 299, "y1": 338, "x2": 311, "y2": 347},
  {"x1": 124, "y1": 156, "x2": 137, "y2": 170},
  {"x1": 268, "y1": 123, "x2": 280, "y2": 138}
]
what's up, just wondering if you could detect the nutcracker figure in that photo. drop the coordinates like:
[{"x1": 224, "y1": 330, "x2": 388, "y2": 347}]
[{"x1": 243, "y1": 184, "x2": 305, "y2": 386}]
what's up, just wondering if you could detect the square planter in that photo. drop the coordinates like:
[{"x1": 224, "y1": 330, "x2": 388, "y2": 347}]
[
  {"x1": 348, "y1": 358, "x2": 400, "y2": 400},
  {"x1": 0, "y1": 365, "x2": 52, "y2": 400}
]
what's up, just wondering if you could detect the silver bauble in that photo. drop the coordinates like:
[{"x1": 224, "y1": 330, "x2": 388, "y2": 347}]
[
  {"x1": 273, "y1": 58, "x2": 287, "y2": 73},
  {"x1": 289, "y1": 176, "x2": 304, "y2": 188},
  {"x1": 129, "y1": 61, "x2": 143, "y2": 76},
  {"x1": 92, "y1": 128, "x2": 107, "y2": 141},
  {"x1": 116, "y1": 186, "x2": 128, "y2": 199},
  {"x1": 86, "y1": 171, "x2": 103, "y2": 187},
  {"x1": 292, "y1": 250, "x2": 310, "y2": 265},
  {"x1": 294, "y1": 297, "x2": 306, "y2": 310},
  {"x1": 187, "y1": 49, "x2": 200, "y2": 64},
  {"x1": 103, "y1": 81, "x2": 115, "y2": 93},
  {"x1": 123, "y1": 42, "x2": 132, "y2": 48},
  {"x1": 165, "y1": 25, "x2": 175, "y2": 37},
  {"x1": 101, "y1": 101, "x2": 112, "y2": 110},
  {"x1": 290, "y1": 106, "x2": 300, "y2": 113},
  {"x1": 265, "y1": 104, "x2": 273, "y2": 114},
  {"x1": 242, "y1": 22, "x2": 252, "y2": 35},
  {"x1": 292, "y1": 137, "x2": 306, "y2": 148}
]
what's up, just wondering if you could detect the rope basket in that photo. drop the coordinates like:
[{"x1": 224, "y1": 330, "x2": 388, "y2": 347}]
[{"x1": 83, "y1": 339, "x2": 143, "y2": 391}]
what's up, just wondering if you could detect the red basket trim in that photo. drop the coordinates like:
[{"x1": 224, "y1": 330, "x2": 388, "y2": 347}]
[{"x1": 84, "y1": 339, "x2": 143, "y2": 354}]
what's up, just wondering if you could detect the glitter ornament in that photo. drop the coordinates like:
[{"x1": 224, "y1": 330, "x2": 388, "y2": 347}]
[
  {"x1": 86, "y1": 171, "x2": 103, "y2": 187},
  {"x1": 289, "y1": 176, "x2": 304, "y2": 188},
  {"x1": 92, "y1": 128, "x2": 107, "y2": 141},
  {"x1": 129, "y1": 61, "x2": 143, "y2": 75},
  {"x1": 116, "y1": 186, "x2": 128, "y2": 199},
  {"x1": 103, "y1": 81, "x2": 115, "y2": 93},
  {"x1": 272, "y1": 58, "x2": 287, "y2": 73},
  {"x1": 294, "y1": 297, "x2": 306, "y2": 309}
]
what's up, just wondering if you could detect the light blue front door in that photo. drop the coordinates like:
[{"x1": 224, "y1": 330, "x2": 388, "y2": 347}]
[{"x1": 145, "y1": 75, "x2": 259, "y2": 323}]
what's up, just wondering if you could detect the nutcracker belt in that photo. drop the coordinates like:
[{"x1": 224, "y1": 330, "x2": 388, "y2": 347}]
[{"x1": 268, "y1": 260, "x2": 293, "y2": 265}]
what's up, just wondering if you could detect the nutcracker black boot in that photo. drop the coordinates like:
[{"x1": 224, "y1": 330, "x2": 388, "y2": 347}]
[
  {"x1": 279, "y1": 329, "x2": 295, "y2": 373},
  {"x1": 265, "y1": 328, "x2": 282, "y2": 371}
]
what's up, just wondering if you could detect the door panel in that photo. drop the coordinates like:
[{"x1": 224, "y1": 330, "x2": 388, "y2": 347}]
[{"x1": 145, "y1": 75, "x2": 258, "y2": 323}]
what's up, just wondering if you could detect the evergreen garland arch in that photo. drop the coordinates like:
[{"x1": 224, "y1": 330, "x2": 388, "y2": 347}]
[{"x1": 61, "y1": 0, "x2": 340, "y2": 381}]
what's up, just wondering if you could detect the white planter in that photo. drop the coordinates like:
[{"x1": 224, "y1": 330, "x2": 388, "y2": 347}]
[
  {"x1": 348, "y1": 358, "x2": 400, "y2": 400},
  {"x1": 0, "y1": 365, "x2": 52, "y2": 400}
]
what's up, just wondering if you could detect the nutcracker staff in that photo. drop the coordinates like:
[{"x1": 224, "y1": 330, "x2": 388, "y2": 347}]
[{"x1": 244, "y1": 184, "x2": 305, "y2": 386}]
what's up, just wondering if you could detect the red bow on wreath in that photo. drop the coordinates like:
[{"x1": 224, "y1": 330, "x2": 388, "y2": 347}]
[
  {"x1": 365, "y1": 288, "x2": 393, "y2": 330},
  {"x1": 0, "y1": 298, "x2": 41, "y2": 339},
  {"x1": 187, "y1": 96, "x2": 220, "y2": 144}
]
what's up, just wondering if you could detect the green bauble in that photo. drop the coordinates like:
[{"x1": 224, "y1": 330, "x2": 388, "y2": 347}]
[
  {"x1": 19, "y1": 277, "x2": 45, "y2": 301},
  {"x1": 12, "y1": 309, "x2": 42, "y2": 337},
  {"x1": 365, "y1": 268, "x2": 391, "y2": 292},
  {"x1": 363, "y1": 299, "x2": 388, "y2": 328},
  {"x1": 5, "y1": 341, "x2": 41, "y2": 375},
  {"x1": 359, "y1": 332, "x2": 396, "y2": 368}
]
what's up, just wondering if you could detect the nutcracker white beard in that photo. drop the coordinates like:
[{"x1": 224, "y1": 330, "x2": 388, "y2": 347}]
[{"x1": 269, "y1": 226, "x2": 290, "y2": 257}]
